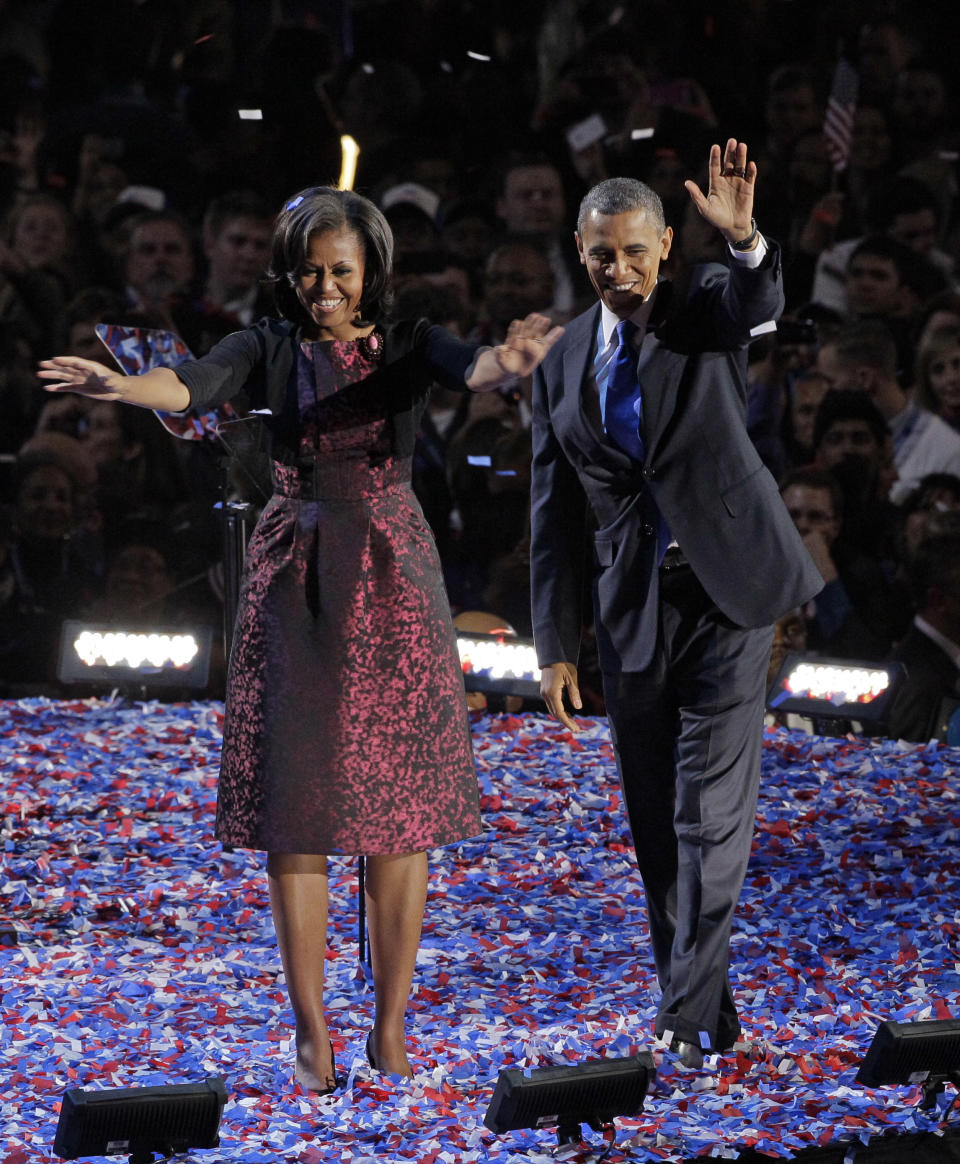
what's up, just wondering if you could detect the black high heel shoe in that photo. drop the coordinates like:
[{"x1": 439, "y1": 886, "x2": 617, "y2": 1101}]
[
  {"x1": 298, "y1": 1039, "x2": 341, "y2": 1095},
  {"x1": 365, "y1": 1031, "x2": 409, "y2": 1080},
  {"x1": 318, "y1": 1040, "x2": 341, "y2": 1095}
]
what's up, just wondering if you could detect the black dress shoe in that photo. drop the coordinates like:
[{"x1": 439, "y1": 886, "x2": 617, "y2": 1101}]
[{"x1": 670, "y1": 1038, "x2": 705, "y2": 1070}]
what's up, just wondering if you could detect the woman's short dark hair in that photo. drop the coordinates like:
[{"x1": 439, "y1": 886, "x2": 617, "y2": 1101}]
[{"x1": 267, "y1": 186, "x2": 394, "y2": 326}]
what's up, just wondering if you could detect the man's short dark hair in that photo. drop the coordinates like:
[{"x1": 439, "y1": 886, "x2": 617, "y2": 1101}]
[
  {"x1": 577, "y1": 178, "x2": 665, "y2": 234},
  {"x1": 812, "y1": 388, "x2": 888, "y2": 452},
  {"x1": 64, "y1": 286, "x2": 127, "y2": 328},
  {"x1": 847, "y1": 233, "x2": 948, "y2": 302},
  {"x1": 203, "y1": 190, "x2": 274, "y2": 239},
  {"x1": 864, "y1": 175, "x2": 940, "y2": 233},
  {"x1": 485, "y1": 238, "x2": 553, "y2": 274},
  {"x1": 392, "y1": 277, "x2": 469, "y2": 334},
  {"x1": 778, "y1": 466, "x2": 844, "y2": 516},
  {"x1": 493, "y1": 151, "x2": 563, "y2": 200},
  {"x1": 767, "y1": 63, "x2": 819, "y2": 98},
  {"x1": 128, "y1": 209, "x2": 192, "y2": 243},
  {"x1": 823, "y1": 319, "x2": 899, "y2": 374}
]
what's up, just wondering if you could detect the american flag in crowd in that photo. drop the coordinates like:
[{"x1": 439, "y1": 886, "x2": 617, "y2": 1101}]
[{"x1": 823, "y1": 57, "x2": 859, "y2": 171}]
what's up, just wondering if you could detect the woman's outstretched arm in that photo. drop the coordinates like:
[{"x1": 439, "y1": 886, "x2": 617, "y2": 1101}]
[{"x1": 37, "y1": 356, "x2": 191, "y2": 412}]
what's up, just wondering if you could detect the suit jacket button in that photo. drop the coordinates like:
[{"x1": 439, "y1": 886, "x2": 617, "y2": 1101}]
[
  {"x1": 641, "y1": 523, "x2": 654, "y2": 538},
  {"x1": 642, "y1": 465, "x2": 654, "y2": 479}
]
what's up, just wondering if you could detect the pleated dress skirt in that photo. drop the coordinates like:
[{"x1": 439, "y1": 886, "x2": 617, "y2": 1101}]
[{"x1": 214, "y1": 337, "x2": 482, "y2": 854}]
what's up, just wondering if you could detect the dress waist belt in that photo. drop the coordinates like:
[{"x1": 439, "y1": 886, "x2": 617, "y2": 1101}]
[{"x1": 271, "y1": 456, "x2": 412, "y2": 500}]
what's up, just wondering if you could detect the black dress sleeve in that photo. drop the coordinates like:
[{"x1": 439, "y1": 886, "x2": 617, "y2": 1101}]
[
  {"x1": 172, "y1": 327, "x2": 264, "y2": 412},
  {"x1": 417, "y1": 321, "x2": 483, "y2": 390}
]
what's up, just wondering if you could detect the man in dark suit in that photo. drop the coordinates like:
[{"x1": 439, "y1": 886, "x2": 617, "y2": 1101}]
[
  {"x1": 530, "y1": 140, "x2": 823, "y2": 1069},
  {"x1": 887, "y1": 530, "x2": 960, "y2": 742}
]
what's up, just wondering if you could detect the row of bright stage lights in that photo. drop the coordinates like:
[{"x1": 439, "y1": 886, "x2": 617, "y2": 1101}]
[
  {"x1": 57, "y1": 617, "x2": 955, "y2": 741},
  {"x1": 51, "y1": 1020, "x2": 960, "y2": 1162}
]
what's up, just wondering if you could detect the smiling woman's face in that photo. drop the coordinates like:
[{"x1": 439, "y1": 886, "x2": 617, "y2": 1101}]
[
  {"x1": 576, "y1": 208, "x2": 672, "y2": 319},
  {"x1": 295, "y1": 227, "x2": 366, "y2": 339}
]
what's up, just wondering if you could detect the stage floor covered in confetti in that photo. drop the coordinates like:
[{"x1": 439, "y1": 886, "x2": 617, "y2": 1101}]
[{"x1": 2, "y1": 698, "x2": 960, "y2": 1163}]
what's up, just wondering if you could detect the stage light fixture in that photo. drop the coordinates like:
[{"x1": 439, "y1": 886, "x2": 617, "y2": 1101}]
[
  {"x1": 53, "y1": 1077, "x2": 227, "y2": 1164},
  {"x1": 766, "y1": 653, "x2": 904, "y2": 733},
  {"x1": 457, "y1": 631, "x2": 541, "y2": 698},
  {"x1": 57, "y1": 620, "x2": 213, "y2": 690},
  {"x1": 856, "y1": 1018, "x2": 960, "y2": 1110},
  {"x1": 484, "y1": 1052, "x2": 656, "y2": 1152}
]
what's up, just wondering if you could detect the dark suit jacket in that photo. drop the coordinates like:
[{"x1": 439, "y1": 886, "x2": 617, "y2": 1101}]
[
  {"x1": 887, "y1": 625, "x2": 960, "y2": 742},
  {"x1": 530, "y1": 244, "x2": 823, "y2": 672}
]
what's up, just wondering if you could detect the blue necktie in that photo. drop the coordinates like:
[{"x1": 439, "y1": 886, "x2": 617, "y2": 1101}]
[
  {"x1": 599, "y1": 318, "x2": 674, "y2": 561},
  {"x1": 601, "y1": 319, "x2": 646, "y2": 461}
]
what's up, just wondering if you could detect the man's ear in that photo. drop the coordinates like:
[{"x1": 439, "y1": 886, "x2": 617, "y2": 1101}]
[
  {"x1": 660, "y1": 226, "x2": 674, "y2": 260},
  {"x1": 575, "y1": 231, "x2": 586, "y2": 266}
]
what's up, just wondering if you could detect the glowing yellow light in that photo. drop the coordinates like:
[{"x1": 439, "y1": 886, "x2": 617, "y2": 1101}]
[
  {"x1": 73, "y1": 631, "x2": 200, "y2": 672},
  {"x1": 338, "y1": 135, "x2": 360, "y2": 191}
]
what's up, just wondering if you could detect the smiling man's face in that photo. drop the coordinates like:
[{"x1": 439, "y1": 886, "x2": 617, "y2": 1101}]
[{"x1": 576, "y1": 207, "x2": 673, "y2": 318}]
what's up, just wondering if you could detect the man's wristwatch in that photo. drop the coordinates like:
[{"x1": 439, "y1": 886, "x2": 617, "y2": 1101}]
[{"x1": 731, "y1": 218, "x2": 759, "y2": 250}]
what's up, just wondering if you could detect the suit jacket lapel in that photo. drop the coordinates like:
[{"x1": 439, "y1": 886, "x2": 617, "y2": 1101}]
[
  {"x1": 641, "y1": 280, "x2": 684, "y2": 463},
  {"x1": 561, "y1": 306, "x2": 599, "y2": 436},
  {"x1": 556, "y1": 292, "x2": 685, "y2": 469}
]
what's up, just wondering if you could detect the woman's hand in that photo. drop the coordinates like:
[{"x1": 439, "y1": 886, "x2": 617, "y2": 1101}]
[
  {"x1": 684, "y1": 139, "x2": 758, "y2": 247},
  {"x1": 37, "y1": 356, "x2": 128, "y2": 400},
  {"x1": 467, "y1": 312, "x2": 565, "y2": 390},
  {"x1": 495, "y1": 313, "x2": 565, "y2": 379},
  {"x1": 37, "y1": 358, "x2": 192, "y2": 412}
]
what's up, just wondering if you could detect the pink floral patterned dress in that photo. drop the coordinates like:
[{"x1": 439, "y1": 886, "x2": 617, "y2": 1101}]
[{"x1": 215, "y1": 337, "x2": 482, "y2": 854}]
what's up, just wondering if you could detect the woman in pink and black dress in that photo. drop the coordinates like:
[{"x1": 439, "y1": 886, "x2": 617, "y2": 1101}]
[{"x1": 39, "y1": 186, "x2": 563, "y2": 1093}]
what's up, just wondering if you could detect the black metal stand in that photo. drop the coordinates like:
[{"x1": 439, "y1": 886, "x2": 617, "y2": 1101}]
[
  {"x1": 358, "y1": 855, "x2": 369, "y2": 968},
  {"x1": 920, "y1": 1072, "x2": 960, "y2": 1112},
  {"x1": 556, "y1": 1119, "x2": 618, "y2": 1160},
  {"x1": 220, "y1": 499, "x2": 254, "y2": 660}
]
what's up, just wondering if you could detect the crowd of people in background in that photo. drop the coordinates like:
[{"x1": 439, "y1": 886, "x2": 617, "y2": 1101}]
[{"x1": 1, "y1": 0, "x2": 958, "y2": 741}]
